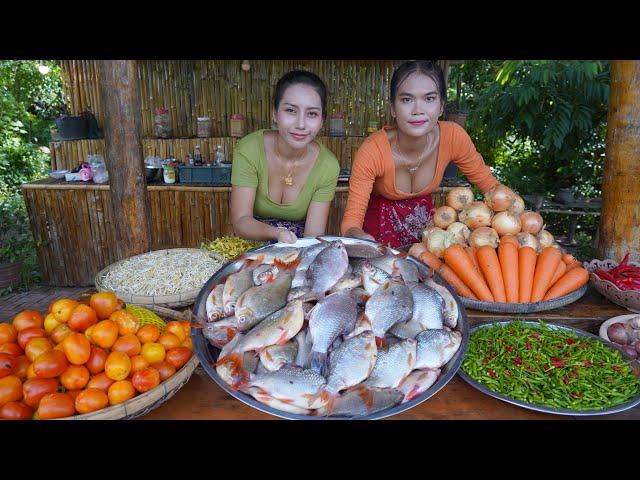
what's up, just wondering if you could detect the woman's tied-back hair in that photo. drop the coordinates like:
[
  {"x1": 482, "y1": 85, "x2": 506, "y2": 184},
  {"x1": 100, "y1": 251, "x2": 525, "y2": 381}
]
[
  {"x1": 273, "y1": 70, "x2": 328, "y2": 119},
  {"x1": 390, "y1": 60, "x2": 447, "y2": 107}
]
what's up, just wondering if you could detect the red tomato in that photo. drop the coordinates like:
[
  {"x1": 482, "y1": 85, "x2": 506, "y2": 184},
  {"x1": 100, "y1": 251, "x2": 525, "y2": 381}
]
[
  {"x1": 59, "y1": 365, "x2": 90, "y2": 390},
  {"x1": 129, "y1": 355, "x2": 149, "y2": 374},
  {"x1": 0, "y1": 353, "x2": 17, "y2": 378},
  {"x1": 131, "y1": 367, "x2": 160, "y2": 393},
  {"x1": 0, "y1": 343, "x2": 24, "y2": 357},
  {"x1": 75, "y1": 388, "x2": 109, "y2": 414},
  {"x1": 50, "y1": 298, "x2": 79, "y2": 323},
  {"x1": 12, "y1": 310, "x2": 44, "y2": 332},
  {"x1": 151, "y1": 361, "x2": 176, "y2": 381},
  {"x1": 67, "y1": 304, "x2": 98, "y2": 332},
  {"x1": 0, "y1": 323, "x2": 18, "y2": 345},
  {"x1": 33, "y1": 350, "x2": 69, "y2": 378},
  {"x1": 90, "y1": 319, "x2": 119, "y2": 349},
  {"x1": 165, "y1": 347, "x2": 192, "y2": 370},
  {"x1": 24, "y1": 337, "x2": 53, "y2": 362},
  {"x1": 62, "y1": 333, "x2": 91, "y2": 365},
  {"x1": 86, "y1": 347, "x2": 108, "y2": 375},
  {"x1": 112, "y1": 334, "x2": 141, "y2": 357},
  {"x1": 50, "y1": 323, "x2": 74, "y2": 344},
  {"x1": 17, "y1": 327, "x2": 47, "y2": 350},
  {"x1": 136, "y1": 324, "x2": 160, "y2": 344},
  {"x1": 12, "y1": 355, "x2": 30, "y2": 381},
  {"x1": 86, "y1": 372, "x2": 115, "y2": 392},
  {"x1": 109, "y1": 310, "x2": 139, "y2": 336},
  {"x1": 66, "y1": 389, "x2": 82, "y2": 401},
  {"x1": 89, "y1": 292, "x2": 119, "y2": 320},
  {"x1": 36, "y1": 393, "x2": 76, "y2": 419},
  {"x1": 0, "y1": 401, "x2": 33, "y2": 420},
  {"x1": 0, "y1": 375, "x2": 23, "y2": 407},
  {"x1": 165, "y1": 321, "x2": 187, "y2": 343},
  {"x1": 22, "y1": 377, "x2": 59, "y2": 408}
]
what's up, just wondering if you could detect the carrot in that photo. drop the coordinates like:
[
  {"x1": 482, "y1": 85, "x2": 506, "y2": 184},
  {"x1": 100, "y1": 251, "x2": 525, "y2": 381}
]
[
  {"x1": 530, "y1": 247, "x2": 563, "y2": 302},
  {"x1": 436, "y1": 264, "x2": 478, "y2": 300},
  {"x1": 419, "y1": 251, "x2": 443, "y2": 271},
  {"x1": 543, "y1": 267, "x2": 589, "y2": 301},
  {"x1": 548, "y1": 261, "x2": 567, "y2": 290},
  {"x1": 443, "y1": 244, "x2": 494, "y2": 302},
  {"x1": 500, "y1": 235, "x2": 520, "y2": 249},
  {"x1": 566, "y1": 261, "x2": 582, "y2": 271},
  {"x1": 518, "y1": 246, "x2": 537, "y2": 303},
  {"x1": 562, "y1": 253, "x2": 578, "y2": 265},
  {"x1": 498, "y1": 242, "x2": 519, "y2": 303},
  {"x1": 465, "y1": 246, "x2": 481, "y2": 274},
  {"x1": 477, "y1": 246, "x2": 507, "y2": 303}
]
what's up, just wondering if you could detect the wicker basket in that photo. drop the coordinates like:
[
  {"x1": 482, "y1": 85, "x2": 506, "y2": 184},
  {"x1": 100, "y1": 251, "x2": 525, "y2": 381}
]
[
  {"x1": 460, "y1": 284, "x2": 588, "y2": 313},
  {"x1": 62, "y1": 305, "x2": 199, "y2": 420},
  {"x1": 94, "y1": 248, "x2": 227, "y2": 308}
]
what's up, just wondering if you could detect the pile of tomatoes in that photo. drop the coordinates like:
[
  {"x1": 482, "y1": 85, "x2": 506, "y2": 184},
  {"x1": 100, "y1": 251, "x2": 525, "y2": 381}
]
[{"x1": 0, "y1": 292, "x2": 193, "y2": 420}]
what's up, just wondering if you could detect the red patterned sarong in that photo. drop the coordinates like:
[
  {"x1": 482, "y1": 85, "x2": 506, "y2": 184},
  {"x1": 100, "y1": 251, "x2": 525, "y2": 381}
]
[{"x1": 362, "y1": 194, "x2": 434, "y2": 248}]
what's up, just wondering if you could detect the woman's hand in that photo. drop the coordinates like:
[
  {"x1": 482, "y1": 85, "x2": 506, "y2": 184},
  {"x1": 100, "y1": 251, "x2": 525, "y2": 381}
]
[
  {"x1": 345, "y1": 227, "x2": 375, "y2": 242},
  {"x1": 277, "y1": 228, "x2": 298, "y2": 244}
]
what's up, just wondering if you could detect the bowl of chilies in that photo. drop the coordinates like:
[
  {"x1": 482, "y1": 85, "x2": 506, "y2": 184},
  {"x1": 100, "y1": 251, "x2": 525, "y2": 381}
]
[{"x1": 585, "y1": 255, "x2": 640, "y2": 313}]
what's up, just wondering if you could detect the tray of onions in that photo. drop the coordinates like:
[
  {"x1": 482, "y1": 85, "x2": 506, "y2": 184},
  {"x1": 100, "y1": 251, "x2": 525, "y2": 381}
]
[{"x1": 412, "y1": 185, "x2": 589, "y2": 313}]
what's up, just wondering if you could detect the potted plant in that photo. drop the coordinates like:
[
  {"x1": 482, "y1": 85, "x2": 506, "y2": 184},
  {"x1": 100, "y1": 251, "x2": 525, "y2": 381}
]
[{"x1": 0, "y1": 199, "x2": 37, "y2": 288}]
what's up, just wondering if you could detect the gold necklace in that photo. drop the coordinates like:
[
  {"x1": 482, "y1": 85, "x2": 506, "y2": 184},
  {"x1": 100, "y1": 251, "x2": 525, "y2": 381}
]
[
  {"x1": 392, "y1": 130, "x2": 439, "y2": 174},
  {"x1": 275, "y1": 139, "x2": 306, "y2": 187}
]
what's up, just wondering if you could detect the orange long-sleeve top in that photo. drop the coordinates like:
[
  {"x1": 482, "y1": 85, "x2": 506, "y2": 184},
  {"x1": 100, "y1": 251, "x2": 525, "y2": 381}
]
[{"x1": 340, "y1": 121, "x2": 499, "y2": 235}]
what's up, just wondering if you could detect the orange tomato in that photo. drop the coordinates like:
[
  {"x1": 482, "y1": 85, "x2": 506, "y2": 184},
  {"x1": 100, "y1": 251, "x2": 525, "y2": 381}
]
[
  {"x1": 131, "y1": 367, "x2": 160, "y2": 393},
  {"x1": 104, "y1": 351, "x2": 131, "y2": 381},
  {"x1": 67, "y1": 304, "x2": 98, "y2": 332},
  {"x1": 26, "y1": 363, "x2": 37, "y2": 379},
  {"x1": 90, "y1": 319, "x2": 119, "y2": 349},
  {"x1": 89, "y1": 292, "x2": 119, "y2": 320},
  {"x1": 141, "y1": 342, "x2": 165, "y2": 364},
  {"x1": 0, "y1": 342, "x2": 23, "y2": 357},
  {"x1": 17, "y1": 327, "x2": 47, "y2": 350},
  {"x1": 66, "y1": 389, "x2": 83, "y2": 401},
  {"x1": 0, "y1": 323, "x2": 18, "y2": 345},
  {"x1": 107, "y1": 380, "x2": 135, "y2": 405},
  {"x1": 136, "y1": 324, "x2": 160, "y2": 344},
  {"x1": 178, "y1": 320, "x2": 191, "y2": 338},
  {"x1": 25, "y1": 337, "x2": 53, "y2": 362},
  {"x1": 181, "y1": 337, "x2": 193, "y2": 351},
  {"x1": 62, "y1": 333, "x2": 91, "y2": 365},
  {"x1": 12, "y1": 310, "x2": 44, "y2": 332},
  {"x1": 22, "y1": 377, "x2": 59, "y2": 408},
  {"x1": 75, "y1": 388, "x2": 109, "y2": 414},
  {"x1": 0, "y1": 401, "x2": 33, "y2": 420},
  {"x1": 157, "y1": 332, "x2": 181, "y2": 351},
  {"x1": 0, "y1": 353, "x2": 17, "y2": 378},
  {"x1": 44, "y1": 313, "x2": 61, "y2": 334},
  {"x1": 12, "y1": 355, "x2": 30, "y2": 381},
  {"x1": 36, "y1": 392, "x2": 76, "y2": 419},
  {"x1": 112, "y1": 334, "x2": 141, "y2": 357},
  {"x1": 84, "y1": 325, "x2": 95, "y2": 342},
  {"x1": 165, "y1": 347, "x2": 192, "y2": 370},
  {"x1": 152, "y1": 361, "x2": 176, "y2": 381},
  {"x1": 51, "y1": 298, "x2": 79, "y2": 323},
  {"x1": 110, "y1": 310, "x2": 139, "y2": 336},
  {"x1": 33, "y1": 349, "x2": 69, "y2": 378},
  {"x1": 59, "y1": 365, "x2": 90, "y2": 390},
  {"x1": 129, "y1": 355, "x2": 149, "y2": 374},
  {"x1": 165, "y1": 321, "x2": 187, "y2": 343},
  {"x1": 0, "y1": 375, "x2": 23, "y2": 407},
  {"x1": 87, "y1": 372, "x2": 115, "y2": 392},
  {"x1": 86, "y1": 347, "x2": 108, "y2": 375},
  {"x1": 50, "y1": 323, "x2": 73, "y2": 344}
]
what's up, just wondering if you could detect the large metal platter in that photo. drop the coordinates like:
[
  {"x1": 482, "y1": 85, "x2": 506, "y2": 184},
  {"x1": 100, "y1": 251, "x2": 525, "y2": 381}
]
[
  {"x1": 458, "y1": 321, "x2": 640, "y2": 416},
  {"x1": 192, "y1": 236, "x2": 469, "y2": 420}
]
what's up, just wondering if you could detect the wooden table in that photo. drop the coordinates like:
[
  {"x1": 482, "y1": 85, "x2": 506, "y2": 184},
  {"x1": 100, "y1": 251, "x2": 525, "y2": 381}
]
[{"x1": 142, "y1": 287, "x2": 640, "y2": 420}]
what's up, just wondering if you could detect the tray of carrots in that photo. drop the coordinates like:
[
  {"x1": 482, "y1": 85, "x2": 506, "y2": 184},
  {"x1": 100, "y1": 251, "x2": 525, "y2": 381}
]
[{"x1": 412, "y1": 239, "x2": 590, "y2": 313}]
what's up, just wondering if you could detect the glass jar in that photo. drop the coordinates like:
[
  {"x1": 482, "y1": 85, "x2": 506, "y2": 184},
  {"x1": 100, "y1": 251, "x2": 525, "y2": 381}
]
[
  {"x1": 163, "y1": 165, "x2": 176, "y2": 184},
  {"x1": 367, "y1": 120, "x2": 380, "y2": 134},
  {"x1": 197, "y1": 116, "x2": 211, "y2": 138},
  {"x1": 329, "y1": 112, "x2": 345, "y2": 137},
  {"x1": 153, "y1": 107, "x2": 172, "y2": 138},
  {"x1": 230, "y1": 113, "x2": 246, "y2": 137}
]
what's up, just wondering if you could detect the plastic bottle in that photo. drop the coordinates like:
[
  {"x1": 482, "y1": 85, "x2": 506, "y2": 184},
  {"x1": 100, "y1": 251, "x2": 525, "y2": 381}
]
[
  {"x1": 214, "y1": 145, "x2": 225, "y2": 166},
  {"x1": 194, "y1": 145, "x2": 203, "y2": 166}
]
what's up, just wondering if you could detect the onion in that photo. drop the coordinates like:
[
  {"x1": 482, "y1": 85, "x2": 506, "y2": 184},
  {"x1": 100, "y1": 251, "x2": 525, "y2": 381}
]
[
  {"x1": 422, "y1": 225, "x2": 440, "y2": 244},
  {"x1": 446, "y1": 222, "x2": 471, "y2": 245},
  {"x1": 520, "y1": 211, "x2": 544, "y2": 235},
  {"x1": 459, "y1": 201, "x2": 493, "y2": 229},
  {"x1": 408, "y1": 242, "x2": 428, "y2": 259},
  {"x1": 469, "y1": 226, "x2": 499, "y2": 249},
  {"x1": 516, "y1": 232, "x2": 540, "y2": 252},
  {"x1": 484, "y1": 184, "x2": 516, "y2": 212},
  {"x1": 491, "y1": 211, "x2": 522, "y2": 236},
  {"x1": 446, "y1": 187, "x2": 475, "y2": 211},
  {"x1": 621, "y1": 346, "x2": 638, "y2": 359},
  {"x1": 537, "y1": 229, "x2": 554, "y2": 249},
  {"x1": 424, "y1": 227, "x2": 452, "y2": 258},
  {"x1": 629, "y1": 316, "x2": 640, "y2": 329},
  {"x1": 433, "y1": 206, "x2": 458, "y2": 229},
  {"x1": 510, "y1": 194, "x2": 525, "y2": 215},
  {"x1": 607, "y1": 323, "x2": 628, "y2": 345},
  {"x1": 633, "y1": 339, "x2": 640, "y2": 354}
]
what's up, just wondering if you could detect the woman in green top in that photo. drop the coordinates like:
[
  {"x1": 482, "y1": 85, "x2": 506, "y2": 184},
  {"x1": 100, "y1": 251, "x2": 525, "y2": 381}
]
[{"x1": 230, "y1": 70, "x2": 340, "y2": 244}]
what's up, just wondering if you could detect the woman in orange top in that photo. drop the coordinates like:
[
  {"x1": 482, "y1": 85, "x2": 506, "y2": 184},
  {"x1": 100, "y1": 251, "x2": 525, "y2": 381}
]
[{"x1": 340, "y1": 60, "x2": 502, "y2": 248}]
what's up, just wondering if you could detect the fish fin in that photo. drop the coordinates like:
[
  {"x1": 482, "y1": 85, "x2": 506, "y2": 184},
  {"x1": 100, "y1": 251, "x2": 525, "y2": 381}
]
[
  {"x1": 275, "y1": 327, "x2": 290, "y2": 345},
  {"x1": 215, "y1": 352, "x2": 248, "y2": 388},
  {"x1": 274, "y1": 256, "x2": 301, "y2": 271},
  {"x1": 395, "y1": 251, "x2": 408, "y2": 258},
  {"x1": 315, "y1": 236, "x2": 330, "y2": 243},
  {"x1": 278, "y1": 397, "x2": 295, "y2": 405},
  {"x1": 355, "y1": 386, "x2": 375, "y2": 410},
  {"x1": 405, "y1": 385, "x2": 422, "y2": 402},
  {"x1": 375, "y1": 336, "x2": 386, "y2": 348},
  {"x1": 378, "y1": 245, "x2": 389, "y2": 256},
  {"x1": 309, "y1": 351, "x2": 328, "y2": 377}
]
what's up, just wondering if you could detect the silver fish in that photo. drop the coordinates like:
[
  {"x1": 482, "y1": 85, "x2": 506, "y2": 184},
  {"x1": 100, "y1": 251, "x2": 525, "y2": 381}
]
[
  {"x1": 235, "y1": 272, "x2": 292, "y2": 331},
  {"x1": 216, "y1": 334, "x2": 258, "y2": 384},
  {"x1": 364, "y1": 281, "x2": 414, "y2": 343},
  {"x1": 205, "y1": 284, "x2": 226, "y2": 322},
  {"x1": 389, "y1": 318, "x2": 424, "y2": 340},
  {"x1": 325, "y1": 331, "x2": 378, "y2": 394},
  {"x1": 328, "y1": 274, "x2": 362, "y2": 294},
  {"x1": 349, "y1": 258, "x2": 368, "y2": 277},
  {"x1": 244, "y1": 365, "x2": 327, "y2": 410},
  {"x1": 243, "y1": 246, "x2": 301, "y2": 268},
  {"x1": 414, "y1": 329, "x2": 462, "y2": 369},
  {"x1": 298, "y1": 242, "x2": 328, "y2": 270},
  {"x1": 222, "y1": 268, "x2": 255, "y2": 316},
  {"x1": 348, "y1": 287, "x2": 369, "y2": 308},
  {"x1": 365, "y1": 339, "x2": 417, "y2": 389},
  {"x1": 287, "y1": 286, "x2": 311, "y2": 302},
  {"x1": 369, "y1": 254, "x2": 401, "y2": 276},
  {"x1": 253, "y1": 264, "x2": 280, "y2": 285},
  {"x1": 316, "y1": 386, "x2": 403, "y2": 417},
  {"x1": 398, "y1": 368, "x2": 441, "y2": 402},
  {"x1": 307, "y1": 240, "x2": 349, "y2": 298},
  {"x1": 423, "y1": 277, "x2": 458, "y2": 328},
  {"x1": 202, "y1": 316, "x2": 238, "y2": 348},
  {"x1": 291, "y1": 268, "x2": 310, "y2": 289},
  {"x1": 361, "y1": 261, "x2": 391, "y2": 296},
  {"x1": 294, "y1": 329, "x2": 313, "y2": 369},
  {"x1": 245, "y1": 386, "x2": 312, "y2": 415},
  {"x1": 344, "y1": 314, "x2": 372, "y2": 340},
  {"x1": 393, "y1": 258, "x2": 420, "y2": 283},
  {"x1": 255, "y1": 361, "x2": 271, "y2": 375},
  {"x1": 308, "y1": 290, "x2": 359, "y2": 376},
  {"x1": 344, "y1": 243, "x2": 387, "y2": 259},
  {"x1": 407, "y1": 281, "x2": 444, "y2": 330},
  {"x1": 259, "y1": 341, "x2": 298, "y2": 372}
]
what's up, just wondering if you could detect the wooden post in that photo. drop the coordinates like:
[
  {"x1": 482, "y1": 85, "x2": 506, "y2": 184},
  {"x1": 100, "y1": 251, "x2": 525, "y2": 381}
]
[
  {"x1": 98, "y1": 60, "x2": 151, "y2": 260},
  {"x1": 598, "y1": 60, "x2": 640, "y2": 262}
]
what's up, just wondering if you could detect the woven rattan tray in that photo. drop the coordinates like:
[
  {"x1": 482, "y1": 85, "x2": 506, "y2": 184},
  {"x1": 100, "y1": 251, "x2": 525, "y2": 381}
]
[
  {"x1": 460, "y1": 284, "x2": 588, "y2": 313},
  {"x1": 94, "y1": 248, "x2": 226, "y2": 308},
  {"x1": 63, "y1": 305, "x2": 199, "y2": 420}
]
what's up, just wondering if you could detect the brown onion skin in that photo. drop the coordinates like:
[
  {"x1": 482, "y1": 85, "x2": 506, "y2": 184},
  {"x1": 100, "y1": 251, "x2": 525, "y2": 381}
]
[
  {"x1": 520, "y1": 211, "x2": 544, "y2": 235},
  {"x1": 446, "y1": 187, "x2": 474, "y2": 211},
  {"x1": 469, "y1": 227, "x2": 499, "y2": 249},
  {"x1": 433, "y1": 206, "x2": 457, "y2": 229},
  {"x1": 484, "y1": 184, "x2": 516, "y2": 212},
  {"x1": 459, "y1": 201, "x2": 493, "y2": 229},
  {"x1": 516, "y1": 232, "x2": 540, "y2": 253},
  {"x1": 510, "y1": 195, "x2": 525, "y2": 215},
  {"x1": 491, "y1": 211, "x2": 522, "y2": 236},
  {"x1": 608, "y1": 323, "x2": 629, "y2": 345}
]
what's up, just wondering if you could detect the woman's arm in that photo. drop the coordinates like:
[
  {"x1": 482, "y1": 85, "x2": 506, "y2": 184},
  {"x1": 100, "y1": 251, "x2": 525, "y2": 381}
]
[
  {"x1": 303, "y1": 201, "x2": 331, "y2": 237},
  {"x1": 230, "y1": 186, "x2": 297, "y2": 243}
]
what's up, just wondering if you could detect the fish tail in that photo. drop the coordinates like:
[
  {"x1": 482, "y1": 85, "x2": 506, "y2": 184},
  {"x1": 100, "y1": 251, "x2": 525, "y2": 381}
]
[
  {"x1": 215, "y1": 352, "x2": 248, "y2": 388},
  {"x1": 309, "y1": 351, "x2": 328, "y2": 377}
]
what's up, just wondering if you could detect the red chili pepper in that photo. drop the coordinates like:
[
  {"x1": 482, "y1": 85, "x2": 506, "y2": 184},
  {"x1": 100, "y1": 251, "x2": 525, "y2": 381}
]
[
  {"x1": 563, "y1": 375, "x2": 569, "y2": 385},
  {"x1": 566, "y1": 338, "x2": 576, "y2": 345},
  {"x1": 530, "y1": 332, "x2": 540, "y2": 339},
  {"x1": 505, "y1": 345, "x2": 514, "y2": 353},
  {"x1": 551, "y1": 359, "x2": 566, "y2": 368},
  {"x1": 487, "y1": 369, "x2": 497, "y2": 379},
  {"x1": 596, "y1": 269, "x2": 617, "y2": 282},
  {"x1": 526, "y1": 342, "x2": 532, "y2": 350},
  {"x1": 613, "y1": 365, "x2": 622, "y2": 373},
  {"x1": 513, "y1": 356, "x2": 524, "y2": 365},
  {"x1": 583, "y1": 360, "x2": 593, "y2": 368}
]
